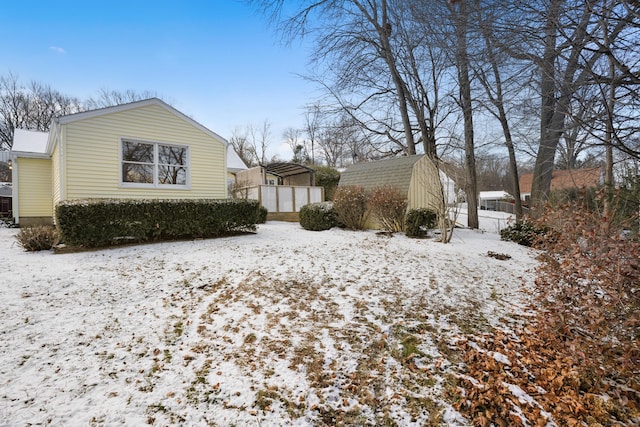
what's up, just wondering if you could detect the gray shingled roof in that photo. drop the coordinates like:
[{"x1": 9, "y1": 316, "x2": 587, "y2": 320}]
[{"x1": 338, "y1": 155, "x2": 424, "y2": 194}]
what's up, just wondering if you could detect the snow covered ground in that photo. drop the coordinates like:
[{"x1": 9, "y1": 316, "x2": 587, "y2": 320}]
[{"x1": 0, "y1": 217, "x2": 537, "y2": 426}]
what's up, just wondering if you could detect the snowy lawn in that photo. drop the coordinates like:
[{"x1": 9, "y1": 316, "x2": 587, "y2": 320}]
[{"x1": 1, "y1": 218, "x2": 537, "y2": 426}]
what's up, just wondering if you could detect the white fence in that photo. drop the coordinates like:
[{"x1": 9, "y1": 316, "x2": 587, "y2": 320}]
[{"x1": 247, "y1": 185, "x2": 324, "y2": 213}]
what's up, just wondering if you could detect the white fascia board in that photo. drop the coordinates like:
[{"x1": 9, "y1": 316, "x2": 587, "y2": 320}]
[{"x1": 10, "y1": 151, "x2": 51, "y2": 159}]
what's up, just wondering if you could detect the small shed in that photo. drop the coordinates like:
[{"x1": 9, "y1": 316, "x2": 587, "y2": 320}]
[{"x1": 339, "y1": 155, "x2": 457, "y2": 212}]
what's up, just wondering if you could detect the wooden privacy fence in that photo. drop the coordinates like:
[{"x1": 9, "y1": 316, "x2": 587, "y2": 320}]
[{"x1": 246, "y1": 185, "x2": 324, "y2": 221}]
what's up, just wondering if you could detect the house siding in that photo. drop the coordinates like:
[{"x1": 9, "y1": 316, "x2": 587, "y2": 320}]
[
  {"x1": 17, "y1": 157, "x2": 53, "y2": 220},
  {"x1": 62, "y1": 104, "x2": 226, "y2": 201}
]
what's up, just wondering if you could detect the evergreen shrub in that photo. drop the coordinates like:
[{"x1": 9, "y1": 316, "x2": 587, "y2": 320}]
[
  {"x1": 56, "y1": 198, "x2": 260, "y2": 248},
  {"x1": 256, "y1": 206, "x2": 268, "y2": 224},
  {"x1": 299, "y1": 202, "x2": 336, "y2": 231},
  {"x1": 312, "y1": 165, "x2": 341, "y2": 201},
  {"x1": 500, "y1": 220, "x2": 546, "y2": 247},
  {"x1": 15, "y1": 225, "x2": 58, "y2": 251},
  {"x1": 405, "y1": 208, "x2": 437, "y2": 238},
  {"x1": 332, "y1": 186, "x2": 369, "y2": 230}
]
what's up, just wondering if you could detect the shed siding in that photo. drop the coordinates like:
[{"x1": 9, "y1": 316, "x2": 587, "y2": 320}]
[
  {"x1": 62, "y1": 104, "x2": 226, "y2": 200},
  {"x1": 18, "y1": 158, "x2": 53, "y2": 217},
  {"x1": 408, "y1": 156, "x2": 445, "y2": 212}
]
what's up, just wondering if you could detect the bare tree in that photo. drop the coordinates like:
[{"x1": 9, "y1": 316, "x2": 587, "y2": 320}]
[
  {"x1": 303, "y1": 103, "x2": 322, "y2": 164},
  {"x1": 472, "y1": 0, "x2": 525, "y2": 220},
  {"x1": 230, "y1": 120, "x2": 273, "y2": 167},
  {"x1": 0, "y1": 72, "x2": 83, "y2": 150},
  {"x1": 85, "y1": 88, "x2": 161, "y2": 109},
  {"x1": 248, "y1": 119, "x2": 272, "y2": 165},
  {"x1": 229, "y1": 126, "x2": 256, "y2": 167},
  {"x1": 447, "y1": 0, "x2": 479, "y2": 228},
  {"x1": 283, "y1": 127, "x2": 307, "y2": 163},
  {"x1": 501, "y1": 0, "x2": 638, "y2": 209}
]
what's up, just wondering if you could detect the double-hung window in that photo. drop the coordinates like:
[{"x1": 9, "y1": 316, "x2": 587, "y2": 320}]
[{"x1": 121, "y1": 139, "x2": 189, "y2": 187}]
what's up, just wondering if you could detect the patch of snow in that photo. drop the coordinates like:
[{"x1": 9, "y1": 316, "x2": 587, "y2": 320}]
[{"x1": 0, "y1": 221, "x2": 538, "y2": 425}]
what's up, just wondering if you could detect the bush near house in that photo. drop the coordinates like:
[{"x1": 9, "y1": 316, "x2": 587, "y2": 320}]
[
  {"x1": 404, "y1": 208, "x2": 437, "y2": 238},
  {"x1": 299, "y1": 202, "x2": 336, "y2": 231},
  {"x1": 16, "y1": 225, "x2": 58, "y2": 251},
  {"x1": 56, "y1": 199, "x2": 261, "y2": 248},
  {"x1": 332, "y1": 185, "x2": 369, "y2": 230},
  {"x1": 368, "y1": 186, "x2": 407, "y2": 233},
  {"x1": 311, "y1": 165, "x2": 341, "y2": 201},
  {"x1": 256, "y1": 206, "x2": 268, "y2": 224}
]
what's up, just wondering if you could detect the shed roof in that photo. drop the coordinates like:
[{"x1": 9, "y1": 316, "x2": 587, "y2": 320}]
[
  {"x1": 265, "y1": 162, "x2": 314, "y2": 178},
  {"x1": 339, "y1": 155, "x2": 424, "y2": 194}
]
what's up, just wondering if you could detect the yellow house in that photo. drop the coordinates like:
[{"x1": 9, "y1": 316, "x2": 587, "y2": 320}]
[{"x1": 10, "y1": 98, "x2": 229, "y2": 226}]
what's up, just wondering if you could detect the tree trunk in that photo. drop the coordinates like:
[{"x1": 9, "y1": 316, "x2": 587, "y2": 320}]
[
  {"x1": 530, "y1": 0, "x2": 562, "y2": 212},
  {"x1": 475, "y1": 1, "x2": 523, "y2": 221},
  {"x1": 602, "y1": 0, "x2": 615, "y2": 215},
  {"x1": 451, "y1": 0, "x2": 478, "y2": 228},
  {"x1": 531, "y1": 0, "x2": 595, "y2": 212}
]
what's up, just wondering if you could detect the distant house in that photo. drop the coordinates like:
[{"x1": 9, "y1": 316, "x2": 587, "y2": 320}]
[
  {"x1": 10, "y1": 98, "x2": 230, "y2": 226},
  {"x1": 519, "y1": 167, "x2": 603, "y2": 202},
  {"x1": 479, "y1": 191, "x2": 513, "y2": 211},
  {"x1": 339, "y1": 155, "x2": 457, "y2": 226}
]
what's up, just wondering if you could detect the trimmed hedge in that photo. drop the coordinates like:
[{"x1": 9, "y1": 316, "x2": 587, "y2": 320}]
[
  {"x1": 56, "y1": 198, "x2": 261, "y2": 248},
  {"x1": 299, "y1": 202, "x2": 336, "y2": 231},
  {"x1": 405, "y1": 208, "x2": 437, "y2": 238}
]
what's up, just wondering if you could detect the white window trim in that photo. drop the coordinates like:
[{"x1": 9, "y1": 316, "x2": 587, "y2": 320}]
[{"x1": 120, "y1": 138, "x2": 191, "y2": 189}]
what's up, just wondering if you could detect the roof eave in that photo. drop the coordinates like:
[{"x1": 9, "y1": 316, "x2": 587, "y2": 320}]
[{"x1": 11, "y1": 151, "x2": 51, "y2": 159}]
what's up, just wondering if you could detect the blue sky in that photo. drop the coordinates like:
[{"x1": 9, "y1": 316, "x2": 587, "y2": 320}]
[{"x1": 1, "y1": 0, "x2": 317, "y2": 159}]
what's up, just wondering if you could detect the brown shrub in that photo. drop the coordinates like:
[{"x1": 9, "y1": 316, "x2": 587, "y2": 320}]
[
  {"x1": 368, "y1": 186, "x2": 407, "y2": 233},
  {"x1": 16, "y1": 225, "x2": 58, "y2": 251},
  {"x1": 532, "y1": 190, "x2": 640, "y2": 411},
  {"x1": 333, "y1": 185, "x2": 369, "y2": 230}
]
